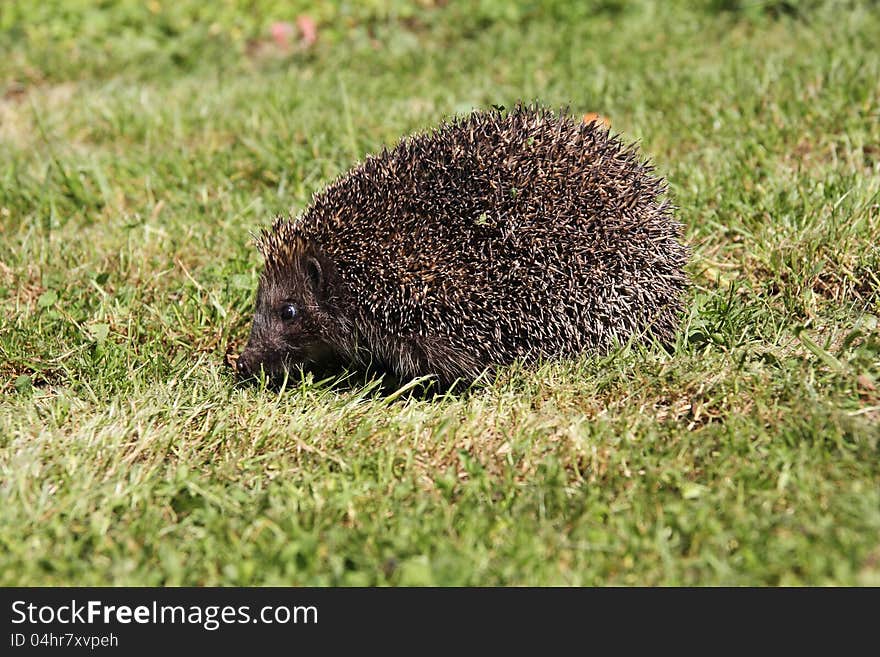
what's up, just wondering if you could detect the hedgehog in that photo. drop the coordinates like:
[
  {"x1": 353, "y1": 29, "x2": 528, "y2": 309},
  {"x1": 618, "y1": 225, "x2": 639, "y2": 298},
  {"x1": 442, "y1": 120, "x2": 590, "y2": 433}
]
[{"x1": 236, "y1": 105, "x2": 689, "y2": 387}]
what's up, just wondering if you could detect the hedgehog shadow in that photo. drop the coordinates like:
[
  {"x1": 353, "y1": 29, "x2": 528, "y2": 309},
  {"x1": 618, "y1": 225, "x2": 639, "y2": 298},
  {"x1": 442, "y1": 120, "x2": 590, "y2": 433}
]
[
  {"x1": 304, "y1": 366, "x2": 451, "y2": 402},
  {"x1": 232, "y1": 359, "x2": 475, "y2": 403}
]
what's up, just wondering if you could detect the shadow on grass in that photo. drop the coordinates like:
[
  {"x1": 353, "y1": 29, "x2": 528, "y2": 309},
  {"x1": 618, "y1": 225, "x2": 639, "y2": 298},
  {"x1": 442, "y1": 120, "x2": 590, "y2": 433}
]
[{"x1": 227, "y1": 353, "x2": 481, "y2": 403}]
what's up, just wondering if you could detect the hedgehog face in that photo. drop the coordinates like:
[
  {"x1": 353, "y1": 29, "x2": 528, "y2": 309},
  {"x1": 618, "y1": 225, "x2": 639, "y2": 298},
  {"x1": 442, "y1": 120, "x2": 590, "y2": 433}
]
[{"x1": 237, "y1": 252, "x2": 338, "y2": 382}]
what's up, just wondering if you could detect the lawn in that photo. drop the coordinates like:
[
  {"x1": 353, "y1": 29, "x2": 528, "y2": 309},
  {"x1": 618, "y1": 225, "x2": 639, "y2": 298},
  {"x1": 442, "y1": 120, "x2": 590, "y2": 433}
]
[{"x1": 1, "y1": 0, "x2": 878, "y2": 585}]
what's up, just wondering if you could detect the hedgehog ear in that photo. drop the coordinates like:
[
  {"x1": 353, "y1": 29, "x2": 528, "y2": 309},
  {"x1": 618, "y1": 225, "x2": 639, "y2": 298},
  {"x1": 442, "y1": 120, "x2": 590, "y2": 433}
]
[{"x1": 305, "y1": 255, "x2": 323, "y2": 296}]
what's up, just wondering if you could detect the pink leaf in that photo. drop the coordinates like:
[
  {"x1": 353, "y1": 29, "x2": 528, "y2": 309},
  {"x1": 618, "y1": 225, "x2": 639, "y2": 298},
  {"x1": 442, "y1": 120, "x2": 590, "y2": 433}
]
[
  {"x1": 270, "y1": 21, "x2": 296, "y2": 51},
  {"x1": 296, "y1": 15, "x2": 318, "y2": 47}
]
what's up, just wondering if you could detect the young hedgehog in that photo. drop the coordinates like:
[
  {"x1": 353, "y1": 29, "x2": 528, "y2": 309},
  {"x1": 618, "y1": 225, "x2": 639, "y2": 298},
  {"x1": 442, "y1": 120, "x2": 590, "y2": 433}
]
[{"x1": 237, "y1": 105, "x2": 689, "y2": 386}]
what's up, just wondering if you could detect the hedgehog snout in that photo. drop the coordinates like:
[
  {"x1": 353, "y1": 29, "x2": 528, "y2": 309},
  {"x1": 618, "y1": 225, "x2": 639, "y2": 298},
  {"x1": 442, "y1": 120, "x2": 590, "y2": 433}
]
[
  {"x1": 237, "y1": 324, "x2": 329, "y2": 380},
  {"x1": 236, "y1": 345, "x2": 265, "y2": 379},
  {"x1": 236, "y1": 348, "x2": 253, "y2": 377},
  {"x1": 237, "y1": 343, "x2": 295, "y2": 380},
  {"x1": 236, "y1": 325, "x2": 285, "y2": 380}
]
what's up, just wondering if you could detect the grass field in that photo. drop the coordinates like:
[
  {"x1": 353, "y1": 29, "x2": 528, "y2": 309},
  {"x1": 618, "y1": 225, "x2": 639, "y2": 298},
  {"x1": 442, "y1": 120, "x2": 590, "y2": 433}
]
[{"x1": 1, "y1": 0, "x2": 878, "y2": 585}]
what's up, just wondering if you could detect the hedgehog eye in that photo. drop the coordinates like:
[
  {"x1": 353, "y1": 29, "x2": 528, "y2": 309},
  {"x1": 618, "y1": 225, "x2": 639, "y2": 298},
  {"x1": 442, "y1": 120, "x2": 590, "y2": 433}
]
[{"x1": 278, "y1": 304, "x2": 298, "y2": 321}]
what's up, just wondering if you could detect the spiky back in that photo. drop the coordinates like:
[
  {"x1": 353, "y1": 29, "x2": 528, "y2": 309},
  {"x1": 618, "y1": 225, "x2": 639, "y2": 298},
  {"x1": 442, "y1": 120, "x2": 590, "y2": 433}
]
[{"x1": 265, "y1": 105, "x2": 689, "y2": 383}]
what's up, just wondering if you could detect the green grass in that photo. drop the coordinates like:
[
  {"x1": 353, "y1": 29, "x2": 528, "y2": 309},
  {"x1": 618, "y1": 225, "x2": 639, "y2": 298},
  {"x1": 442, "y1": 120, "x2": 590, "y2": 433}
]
[{"x1": 1, "y1": 0, "x2": 879, "y2": 585}]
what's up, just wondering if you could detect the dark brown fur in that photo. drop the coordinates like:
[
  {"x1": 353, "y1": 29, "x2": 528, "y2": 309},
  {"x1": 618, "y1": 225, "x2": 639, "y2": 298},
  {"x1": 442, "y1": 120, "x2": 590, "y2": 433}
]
[{"x1": 237, "y1": 105, "x2": 690, "y2": 385}]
